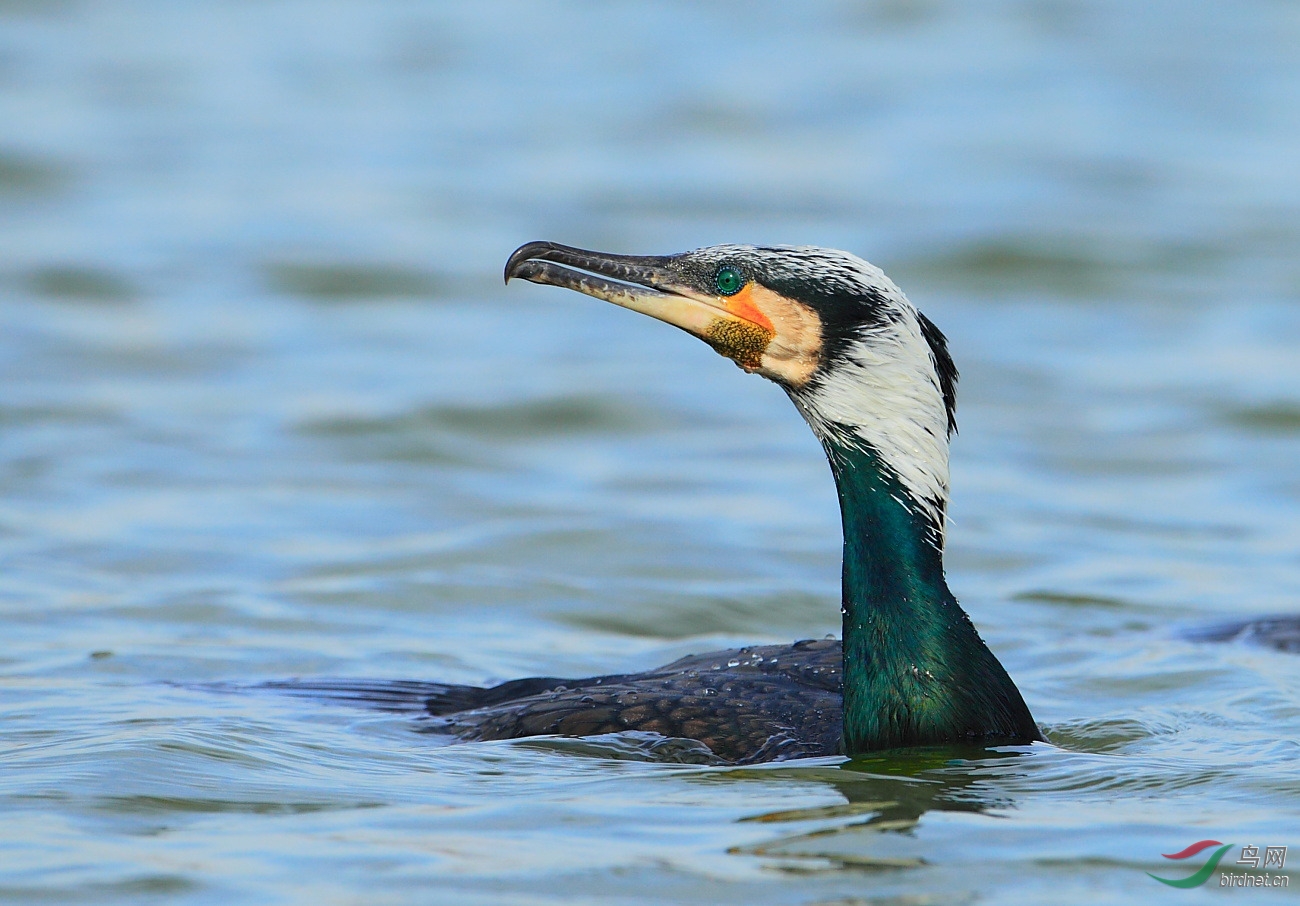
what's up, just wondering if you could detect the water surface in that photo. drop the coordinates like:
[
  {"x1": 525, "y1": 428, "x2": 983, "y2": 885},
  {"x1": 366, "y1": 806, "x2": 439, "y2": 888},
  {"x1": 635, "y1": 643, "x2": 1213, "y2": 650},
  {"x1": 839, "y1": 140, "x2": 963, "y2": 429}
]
[{"x1": 1, "y1": 2, "x2": 1298, "y2": 903}]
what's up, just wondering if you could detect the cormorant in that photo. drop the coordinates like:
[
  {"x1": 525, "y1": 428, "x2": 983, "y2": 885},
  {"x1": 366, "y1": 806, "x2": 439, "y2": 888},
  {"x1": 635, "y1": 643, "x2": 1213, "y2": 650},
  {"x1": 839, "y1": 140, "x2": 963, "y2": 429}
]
[{"x1": 276, "y1": 242, "x2": 1042, "y2": 763}]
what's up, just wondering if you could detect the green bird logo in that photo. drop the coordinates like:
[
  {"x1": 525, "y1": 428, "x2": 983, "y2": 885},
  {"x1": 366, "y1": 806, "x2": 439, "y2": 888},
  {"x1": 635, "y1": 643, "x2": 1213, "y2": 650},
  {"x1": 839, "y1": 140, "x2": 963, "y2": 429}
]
[{"x1": 1149, "y1": 840, "x2": 1234, "y2": 888}]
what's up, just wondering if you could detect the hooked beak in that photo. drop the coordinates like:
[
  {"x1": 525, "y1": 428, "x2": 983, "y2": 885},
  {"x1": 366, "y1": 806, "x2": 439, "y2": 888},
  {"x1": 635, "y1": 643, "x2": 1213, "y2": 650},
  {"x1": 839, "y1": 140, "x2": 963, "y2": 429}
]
[{"x1": 504, "y1": 241, "x2": 775, "y2": 371}]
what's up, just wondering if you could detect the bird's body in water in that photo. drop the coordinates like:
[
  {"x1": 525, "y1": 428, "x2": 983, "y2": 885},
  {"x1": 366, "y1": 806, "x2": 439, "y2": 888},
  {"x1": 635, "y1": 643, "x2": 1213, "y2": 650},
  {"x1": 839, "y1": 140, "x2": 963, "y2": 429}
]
[{"x1": 265, "y1": 241, "x2": 1044, "y2": 763}]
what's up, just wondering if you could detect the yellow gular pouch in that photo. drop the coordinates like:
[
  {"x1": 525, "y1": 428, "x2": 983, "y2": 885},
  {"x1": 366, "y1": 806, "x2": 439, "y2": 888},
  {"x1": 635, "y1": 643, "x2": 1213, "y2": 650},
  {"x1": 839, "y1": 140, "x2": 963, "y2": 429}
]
[
  {"x1": 715, "y1": 282, "x2": 823, "y2": 388},
  {"x1": 704, "y1": 317, "x2": 774, "y2": 371}
]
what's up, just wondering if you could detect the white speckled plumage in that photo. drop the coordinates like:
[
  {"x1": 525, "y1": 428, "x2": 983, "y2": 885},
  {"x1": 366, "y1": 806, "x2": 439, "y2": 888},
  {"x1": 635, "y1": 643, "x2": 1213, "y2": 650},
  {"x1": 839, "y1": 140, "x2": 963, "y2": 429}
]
[
  {"x1": 739, "y1": 248, "x2": 953, "y2": 531},
  {"x1": 792, "y1": 315, "x2": 951, "y2": 532}
]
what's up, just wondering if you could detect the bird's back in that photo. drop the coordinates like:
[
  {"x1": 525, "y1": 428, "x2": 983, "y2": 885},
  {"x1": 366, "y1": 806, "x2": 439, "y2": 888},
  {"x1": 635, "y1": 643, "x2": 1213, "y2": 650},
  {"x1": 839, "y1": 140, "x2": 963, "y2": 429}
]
[
  {"x1": 439, "y1": 639, "x2": 843, "y2": 763},
  {"x1": 252, "y1": 639, "x2": 843, "y2": 763}
]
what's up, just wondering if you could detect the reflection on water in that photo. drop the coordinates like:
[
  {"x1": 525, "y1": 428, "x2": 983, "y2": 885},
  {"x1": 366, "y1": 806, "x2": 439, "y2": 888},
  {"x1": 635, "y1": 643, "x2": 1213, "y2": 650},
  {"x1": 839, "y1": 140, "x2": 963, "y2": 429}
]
[
  {"x1": 734, "y1": 747, "x2": 1026, "y2": 865},
  {"x1": 25, "y1": 265, "x2": 138, "y2": 303},
  {"x1": 265, "y1": 262, "x2": 441, "y2": 303},
  {"x1": 0, "y1": 149, "x2": 69, "y2": 196},
  {"x1": 1, "y1": 0, "x2": 1299, "y2": 903}
]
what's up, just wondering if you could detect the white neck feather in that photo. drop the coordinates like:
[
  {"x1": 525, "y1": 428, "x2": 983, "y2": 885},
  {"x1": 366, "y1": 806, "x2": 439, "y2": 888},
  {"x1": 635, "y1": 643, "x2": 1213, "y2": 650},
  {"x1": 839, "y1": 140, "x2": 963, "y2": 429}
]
[{"x1": 792, "y1": 308, "x2": 951, "y2": 531}]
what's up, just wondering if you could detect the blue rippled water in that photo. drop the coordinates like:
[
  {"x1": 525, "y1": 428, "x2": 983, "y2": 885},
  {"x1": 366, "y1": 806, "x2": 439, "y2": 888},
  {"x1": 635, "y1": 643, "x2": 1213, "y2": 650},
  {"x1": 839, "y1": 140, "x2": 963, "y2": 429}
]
[{"x1": 1, "y1": 2, "x2": 1298, "y2": 903}]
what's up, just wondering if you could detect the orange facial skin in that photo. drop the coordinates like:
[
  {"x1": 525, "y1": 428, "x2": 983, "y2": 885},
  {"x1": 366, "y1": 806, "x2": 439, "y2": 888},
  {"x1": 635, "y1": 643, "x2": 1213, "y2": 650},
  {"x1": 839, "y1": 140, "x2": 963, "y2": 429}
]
[
  {"x1": 722, "y1": 283, "x2": 775, "y2": 334},
  {"x1": 709, "y1": 282, "x2": 823, "y2": 387}
]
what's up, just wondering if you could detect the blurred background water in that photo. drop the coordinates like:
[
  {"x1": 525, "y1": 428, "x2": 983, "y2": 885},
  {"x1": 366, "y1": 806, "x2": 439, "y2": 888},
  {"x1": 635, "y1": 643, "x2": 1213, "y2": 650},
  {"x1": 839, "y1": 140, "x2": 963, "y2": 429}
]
[{"x1": 1, "y1": 1, "x2": 1298, "y2": 903}]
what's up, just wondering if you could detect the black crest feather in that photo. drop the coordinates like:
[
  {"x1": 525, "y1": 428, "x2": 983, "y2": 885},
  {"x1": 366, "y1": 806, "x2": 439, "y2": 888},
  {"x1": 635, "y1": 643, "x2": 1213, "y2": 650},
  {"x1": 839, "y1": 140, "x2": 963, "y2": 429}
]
[{"x1": 917, "y1": 311, "x2": 958, "y2": 438}]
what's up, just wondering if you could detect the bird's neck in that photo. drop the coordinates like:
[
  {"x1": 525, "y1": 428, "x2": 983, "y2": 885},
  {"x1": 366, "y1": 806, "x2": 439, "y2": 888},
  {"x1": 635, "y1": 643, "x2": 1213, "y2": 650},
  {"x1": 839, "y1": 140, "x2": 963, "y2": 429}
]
[{"x1": 825, "y1": 440, "x2": 1038, "y2": 753}]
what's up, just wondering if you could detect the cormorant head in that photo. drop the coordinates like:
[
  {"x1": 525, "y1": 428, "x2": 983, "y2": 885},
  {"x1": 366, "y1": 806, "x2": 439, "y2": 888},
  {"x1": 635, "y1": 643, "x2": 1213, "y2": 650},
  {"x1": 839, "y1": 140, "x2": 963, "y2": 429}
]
[{"x1": 505, "y1": 241, "x2": 958, "y2": 526}]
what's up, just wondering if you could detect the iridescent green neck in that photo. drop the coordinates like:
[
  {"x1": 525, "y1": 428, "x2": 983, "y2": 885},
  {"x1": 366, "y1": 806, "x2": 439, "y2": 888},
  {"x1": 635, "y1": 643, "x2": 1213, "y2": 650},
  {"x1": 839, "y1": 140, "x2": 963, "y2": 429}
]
[{"x1": 826, "y1": 441, "x2": 1039, "y2": 753}]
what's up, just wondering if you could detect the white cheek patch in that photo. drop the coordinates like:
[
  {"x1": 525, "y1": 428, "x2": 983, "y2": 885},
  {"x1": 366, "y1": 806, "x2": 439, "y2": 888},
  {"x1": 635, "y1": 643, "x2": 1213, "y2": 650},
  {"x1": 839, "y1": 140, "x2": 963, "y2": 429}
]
[
  {"x1": 795, "y1": 312, "x2": 951, "y2": 531},
  {"x1": 679, "y1": 244, "x2": 952, "y2": 529},
  {"x1": 751, "y1": 287, "x2": 823, "y2": 388}
]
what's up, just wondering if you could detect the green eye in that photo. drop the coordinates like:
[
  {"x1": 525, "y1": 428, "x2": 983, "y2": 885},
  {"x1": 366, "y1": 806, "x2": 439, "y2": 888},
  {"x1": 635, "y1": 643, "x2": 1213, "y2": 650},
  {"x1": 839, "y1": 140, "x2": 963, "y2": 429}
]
[{"x1": 714, "y1": 266, "x2": 744, "y2": 296}]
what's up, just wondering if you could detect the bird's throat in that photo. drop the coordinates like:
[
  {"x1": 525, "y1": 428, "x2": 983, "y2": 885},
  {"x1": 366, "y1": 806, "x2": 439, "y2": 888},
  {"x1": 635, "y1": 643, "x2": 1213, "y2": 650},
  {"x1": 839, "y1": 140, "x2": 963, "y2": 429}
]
[{"x1": 826, "y1": 440, "x2": 1039, "y2": 753}]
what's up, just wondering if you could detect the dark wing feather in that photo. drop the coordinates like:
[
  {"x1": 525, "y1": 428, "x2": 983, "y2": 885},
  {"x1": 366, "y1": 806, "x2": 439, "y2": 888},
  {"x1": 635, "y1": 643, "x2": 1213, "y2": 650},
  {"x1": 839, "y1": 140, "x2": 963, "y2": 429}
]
[
  {"x1": 442, "y1": 639, "x2": 843, "y2": 763},
  {"x1": 209, "y1": 639, "x2": 844, "y2": 763}
]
